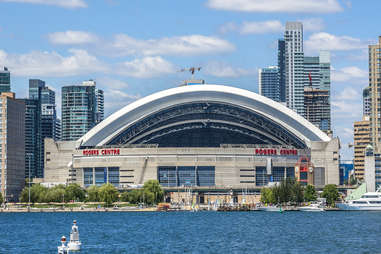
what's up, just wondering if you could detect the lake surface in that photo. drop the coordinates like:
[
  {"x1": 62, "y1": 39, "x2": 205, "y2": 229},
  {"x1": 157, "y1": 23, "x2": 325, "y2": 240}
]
[{"x1": 0, "y1": 211, "x2": 380, "y2": 253}]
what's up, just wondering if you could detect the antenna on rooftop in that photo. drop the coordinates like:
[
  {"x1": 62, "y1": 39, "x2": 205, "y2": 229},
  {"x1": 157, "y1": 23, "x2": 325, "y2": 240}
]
[{"x1": 179, "y1": 67, "x2": 202, "y2": 80}]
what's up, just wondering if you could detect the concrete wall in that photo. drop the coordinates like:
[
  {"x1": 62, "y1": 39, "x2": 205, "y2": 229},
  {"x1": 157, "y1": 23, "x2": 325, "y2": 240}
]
[
  {"x1": 44, "y1": 138, "x2": 76, "y2": 183},
  {"x1": 310, "y1": 138, "x2": 340, "y2": 186},
  {"x1": 44, "y1": 140, "x2": 340, "y2": 188}
]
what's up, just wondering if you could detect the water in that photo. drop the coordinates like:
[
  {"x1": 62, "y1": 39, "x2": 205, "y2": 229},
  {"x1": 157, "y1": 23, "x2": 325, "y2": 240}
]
[{"x1": 0, "y1": 211, "x2": 380, "y2": 253}]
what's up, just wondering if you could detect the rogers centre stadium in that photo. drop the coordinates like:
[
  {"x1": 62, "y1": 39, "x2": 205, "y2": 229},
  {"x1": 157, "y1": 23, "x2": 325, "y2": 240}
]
[{"x1": 44, "y1": 84, "x2": 340, "y2": 203}]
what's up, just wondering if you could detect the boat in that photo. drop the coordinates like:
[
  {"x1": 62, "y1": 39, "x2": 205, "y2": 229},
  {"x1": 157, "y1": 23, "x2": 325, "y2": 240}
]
[
  {"x1": 57, "y1": 236, "x2": 70, "y2": 254},
  {"x1": 258, "y1": 206, "x2": 282, "y2": 212},
  {"x1": 299, "y1": 203, "x2": 325, "y2": 212},
  {"x1": 337, "y1": 191, "x2": 381, "y2": 211},
  {"x1": 67, "y1": 220, "x2": 81, "y2": 251}
]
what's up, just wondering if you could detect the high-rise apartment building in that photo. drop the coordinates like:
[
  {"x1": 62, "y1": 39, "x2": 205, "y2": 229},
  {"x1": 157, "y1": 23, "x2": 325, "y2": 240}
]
[
  {"x1": 363, "y1": 86, "x2": 371, "y2": 116},
  {"x1": 304, "y1": 87, "x2": 330, "y2": 132},
  {"x1": 95, "y1": 88, "x2": 104, "y2": 124},
  {"x1": 285, "y1": 22, "x2": 304, "y2": 115},
  {"x1": 354, "y1": 116, "x2": 371, "y2": 179},
  {"x1": 62, "y1": 80, "x2": 104, "y2": 141},
  {"x1": 0, "y1": 92, "x2": 25, "y2": 201},
  {"x1": 303, "y1": 51, "x2": 331, "y2": 131},
  {"x1": 277, "y1": 39, "x2": 286, "y2": 102},
  {"x1": 369, "y1": 36, "x2": 381, "y2": 153},
  {"x1": 0, "y1": 67, "x2": 11, "y2": 93},
  {"x1": 258, "y1": 66, "x2": 280, "y2": 102},
  {"x1": 24, "y1": 79, "x2": 58, "y2": 178}
]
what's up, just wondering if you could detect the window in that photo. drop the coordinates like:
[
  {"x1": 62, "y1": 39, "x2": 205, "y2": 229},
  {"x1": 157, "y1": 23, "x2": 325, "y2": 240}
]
[
  {"x1": 108, "y1": 167, "x2": 119, "y2": 187},
  {"x1": 83, "y1": 168, "x2": 93, "y2": 186},
  {"x1": 95, "y1": 167, "x2": 106, "y2": 186}
]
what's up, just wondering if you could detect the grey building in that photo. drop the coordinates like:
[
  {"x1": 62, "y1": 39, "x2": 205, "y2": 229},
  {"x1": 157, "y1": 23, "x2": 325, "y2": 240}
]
[
  {"x1": 0, "y1": 67, "x2": 11, "y2": 93},
  {"x1": 24, "y1": 79, "x2": 57, "y2": 178},
  {"x1": 303, "y1": 51, "x2": 331, "y2": 131},
  {"x1": 0, "y1": 93, "x2": 25, "y2": 201},
  {"x1": 45, "y1": 85, "x2": 340, "y2": 191},
  {"x1": 95, "y1": 88, "x2": 104, "y2": 124},
  {"x1": 278, "y1": 39, "x2": 286, "y2": 102},
  {"x1": 285, "y1": 22, "x2": 304, "y2": 116},
  {"x1": 258, "y1": 66, "x2": 280, "y2": 102},
  {"x1": 363, "y1": 86, "x2": 371, "y2": 116},
  {"x1": 62, "y1": 80, "x2": 100, "y2": 141}
]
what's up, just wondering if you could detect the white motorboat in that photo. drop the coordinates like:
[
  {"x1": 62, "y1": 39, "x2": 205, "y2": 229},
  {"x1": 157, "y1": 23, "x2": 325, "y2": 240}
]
[
  {"x1": 337, "y1": 191, "x2": 381, "y2": 211},
  {"x1": 258, "y1": 206, "x2": 282, "y2": 212},
  {"x1": 67, "y1": 220, "x2": 81, "y2": 251},
  {"x1": 299, "y1": 203, "x2": 324, "y2": 212}
]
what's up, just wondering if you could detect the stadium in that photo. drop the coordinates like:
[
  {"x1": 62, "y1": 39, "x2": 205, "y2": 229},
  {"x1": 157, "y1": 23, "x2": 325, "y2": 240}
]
[{"x1": 44, "y1": 84, "x2": 340, "y2": 203}]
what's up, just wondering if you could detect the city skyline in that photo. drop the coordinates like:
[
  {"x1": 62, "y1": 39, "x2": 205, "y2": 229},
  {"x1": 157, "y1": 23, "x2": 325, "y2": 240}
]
[{"x1": 0, "y1": 0, "x2": 377, "y2": 160}]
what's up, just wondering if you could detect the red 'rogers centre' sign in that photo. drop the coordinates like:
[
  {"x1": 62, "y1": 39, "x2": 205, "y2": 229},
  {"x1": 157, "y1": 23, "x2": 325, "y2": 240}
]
[
  {"x1": 82, "y1": 149, "x2": 120, "y2": 156},
  {"x1": 255, "y1": 148, "x2": 298, "y2": 156}
]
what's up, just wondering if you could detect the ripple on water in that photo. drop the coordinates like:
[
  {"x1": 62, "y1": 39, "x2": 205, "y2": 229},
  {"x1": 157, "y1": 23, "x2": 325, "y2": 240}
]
[{"x1": 1, "y1": 211, "x2": 381, "y2": 253}]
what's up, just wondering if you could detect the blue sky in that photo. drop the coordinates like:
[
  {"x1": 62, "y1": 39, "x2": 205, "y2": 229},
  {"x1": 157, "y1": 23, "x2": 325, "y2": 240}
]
[{"x1": 0, "y1": 0, "x2": 378, "y2": 159}]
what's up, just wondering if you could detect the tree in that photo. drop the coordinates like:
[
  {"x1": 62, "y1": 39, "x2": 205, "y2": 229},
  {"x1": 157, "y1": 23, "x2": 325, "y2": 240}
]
[
  {"x1": 260, "y1": 188, "x2": 275, "y2": 204},
  {"x1": 322, "y1": 184, "x2": 339, "y2": 207},
  {"x1": 0, "y1": 192, "x2": 3, "y2": 204},
  {"x1": 125, "y1": 189, "x2": 143, "y2": 204},
  {"x1": 19, "y1": 184, "x2": 48, "y2": 203},
  {"x1": 349, "y1": 175, "x2": 357, "y2": 186},
  {"x1": 304, "y1": 185, "x2": 317, "y2": 202},
  {"x1": 45, "y1": 185, "x2": 66, "y2": 203},
  {"x1": 291, "y1": 182, "x2": 304, "y2": 204},
  {"x1": 99, "y1": 184, "x2": 119, "y2": 206},
  {"x1": 119, "y1": 191, "x2": 129, "y2": 202},
  {"x1": 143, "y1": 180, "x2": 164, "y2": 204},
  {"x1": 65, "y1": 183, "x2": 85, "y2": 202},
  {"x1": 86, "y1": 185, "x2": 100, "y2": 202}
]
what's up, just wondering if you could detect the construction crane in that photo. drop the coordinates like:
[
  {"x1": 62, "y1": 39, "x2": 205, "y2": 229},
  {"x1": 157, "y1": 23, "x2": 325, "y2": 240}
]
[{"x1": 179, "y1": 67, "x2": 202, "y2": 80}]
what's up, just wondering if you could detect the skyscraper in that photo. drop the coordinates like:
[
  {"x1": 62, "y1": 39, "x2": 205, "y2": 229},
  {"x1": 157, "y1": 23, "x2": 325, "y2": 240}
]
[
  {"x1": 95, "y1": 88, "x2": 104, "y2": 124},
  {"x1": 277, "y1": 39, "x2": 286, "y2": 102},
  {"x1": 285, "y1": 22, "x2": 304, "y2": 115},
  {"x1": 24, "y1": 79, "x2": 58, "y2": 178},
  {"x1": 0, "y1": 67, "x2": 11, "y2": 93},
  {"x1": 303, "y1": 51, "x2": 331, "y2": 131},
  {"x1": 0, "y1": 92, "x2": 25, "y2": 201},
  {"x1": 258, "y1": 66, "x2": 280, "y2": 102},
  {"x1": 354, "y1": 116, "x2": 371, "y2": 180},
  {"x1": 363, "y1": 86, "x2": 371, "y2": 116},
  {"x1": 304, "y1": 87, "x2": 330, "y2": 131},
  {"x1": 369, "y1": 36, "x2": 381, "y2": 152},
  {"x1": 62, "y1": 80, "x2": 102, "y2": 141}
]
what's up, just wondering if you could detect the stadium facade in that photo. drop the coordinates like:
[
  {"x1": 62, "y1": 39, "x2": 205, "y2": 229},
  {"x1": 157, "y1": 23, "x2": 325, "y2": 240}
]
[{"x1": 44, "y1": 84, "x2": 340, "y2": 200}]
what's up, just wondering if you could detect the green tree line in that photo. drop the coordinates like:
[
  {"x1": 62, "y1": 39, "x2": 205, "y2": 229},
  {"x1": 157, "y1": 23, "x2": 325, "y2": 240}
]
[
  {"x1": 19, "y1": 180, "x2": 164, "y2": 207},
  {"x1": 260, "y1": 178, "x2": 339, "y2": 206}
]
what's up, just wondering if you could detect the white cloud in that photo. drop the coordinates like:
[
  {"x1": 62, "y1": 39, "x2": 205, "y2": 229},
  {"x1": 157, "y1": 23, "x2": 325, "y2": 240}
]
[
  {"x1": 116, "y1": 56, "x2": 176, "y2": 78},
  {"x1": 207, "y1": 0, "x2": 342, "y2": 13},
  {"x1": 331, "y1": 100, "x2": 362, "y2": 118},
  {"x1": 0, "y1": 48, "x2": 180, "y2": 78},
  {"x1": 97, "y1": 77, "x2": 129, "y2": 90},
  {"x1": 48, "y1": 31, "x2": 97, "y2": 45},
  {"x1": 305, "y1": 32, "x2": 367, "y2": 52},
  {"x1": 299, "y1": 18, "x2": 324, "y2": 32},
  {"x1": 104, "y1": 89, "x2": 141, "y2": 115},
  {"x1": 335, "y1": 87, "x2": 359, "y2": 100},
  {"x1": 331, "y1": 66, "x2": 367, "y2": 82},
  {"x1": 0, "y1": 0, "x2": 87, "y2": 8},
  {"x1": 0, "y1": 48, "x2": 106, "y2": 77},
  {"x1": 204, "y1": 61, "x2": 255, "y2": 77},
  {"x1": 111, "y1": 34, "x2": 235, "y2": 56},
  {"x1": 240, "y1": 20, "x2": 283, "y2": 34}
]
